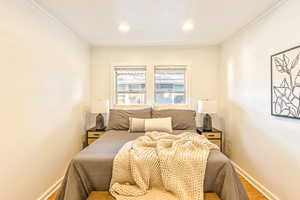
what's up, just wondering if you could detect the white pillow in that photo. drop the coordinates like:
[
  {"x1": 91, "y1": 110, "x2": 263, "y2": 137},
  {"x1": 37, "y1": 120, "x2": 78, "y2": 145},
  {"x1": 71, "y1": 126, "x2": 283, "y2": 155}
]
[
  {"x1": 144, "y1": 117, "x2": 173, "y2": 133},
  {"x1": 129, "y1": 118, "x2": 145, "y2": 132}
]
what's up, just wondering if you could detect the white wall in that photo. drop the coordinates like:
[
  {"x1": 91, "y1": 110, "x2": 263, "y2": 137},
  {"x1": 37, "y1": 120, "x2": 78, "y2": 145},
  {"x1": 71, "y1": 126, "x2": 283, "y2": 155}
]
[
  {"x1": 0, "y1": 1, "x2": 90, "y2": 199},
  {"x1": 220, "y1": 0, "x2": 300, "y2": 199},
  {"x1": 91, "y1": 46, "x2": 220, "y2": 126}
]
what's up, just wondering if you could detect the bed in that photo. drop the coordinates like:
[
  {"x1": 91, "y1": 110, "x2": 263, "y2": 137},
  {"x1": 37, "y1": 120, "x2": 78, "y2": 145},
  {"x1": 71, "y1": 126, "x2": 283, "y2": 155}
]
[{"x1": 56, "y1": 108, "x2": 248, "y2": 200}]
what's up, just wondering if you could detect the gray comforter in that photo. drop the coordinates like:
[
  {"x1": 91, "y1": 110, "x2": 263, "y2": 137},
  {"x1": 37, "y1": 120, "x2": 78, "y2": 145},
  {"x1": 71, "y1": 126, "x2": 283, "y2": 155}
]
[{"x1": 56, "y1": 130, "x2": 248, "y2": 200}]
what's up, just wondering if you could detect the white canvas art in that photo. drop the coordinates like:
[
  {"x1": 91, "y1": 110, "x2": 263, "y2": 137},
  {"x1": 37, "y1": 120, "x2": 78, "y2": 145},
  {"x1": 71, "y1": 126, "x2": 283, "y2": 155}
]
[{"x1": 271, "y1": 45, "x2": 300, "y2": 119}]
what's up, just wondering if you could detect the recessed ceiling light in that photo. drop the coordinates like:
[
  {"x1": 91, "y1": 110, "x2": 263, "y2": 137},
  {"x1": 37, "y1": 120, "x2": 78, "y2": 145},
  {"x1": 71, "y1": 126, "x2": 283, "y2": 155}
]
[
  {"x1": 182, "y1": 22, "x2": 194, "y2": 32},
  {"x1": 118, "y1": 23, "x2": 130, "y2": 32}
]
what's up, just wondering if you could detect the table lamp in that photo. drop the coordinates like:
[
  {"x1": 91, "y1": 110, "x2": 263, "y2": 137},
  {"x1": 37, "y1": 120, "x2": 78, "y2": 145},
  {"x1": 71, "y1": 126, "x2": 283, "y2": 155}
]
[
  {"x1": 91, "y1": 99, "x2": 108, "y2": 130},
  {"x1": 198, "y1": 100, "x2": 217, "y2": 131}
]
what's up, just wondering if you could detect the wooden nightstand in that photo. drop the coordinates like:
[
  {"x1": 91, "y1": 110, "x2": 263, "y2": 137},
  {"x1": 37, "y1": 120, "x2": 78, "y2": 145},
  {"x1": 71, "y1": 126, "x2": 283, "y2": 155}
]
[
  {"x1": 86, "y1": 128, "x2": 106, "y2": 146},
  {"x1": 197, "y1": 127, "x2": 223, "y2": 152}
]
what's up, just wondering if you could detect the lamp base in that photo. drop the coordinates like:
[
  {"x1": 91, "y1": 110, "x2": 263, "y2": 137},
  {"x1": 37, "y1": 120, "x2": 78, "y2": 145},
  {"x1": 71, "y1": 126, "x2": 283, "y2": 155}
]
[
  {"x1": 203, "y1": 113, "x2": 212, "y2": 132},
  {"x1": 95, "y1": 113, "x2": 105, "y2": 130},
  {"x1": 95, "y1": 128, "x2": 106, "y2": 131}
]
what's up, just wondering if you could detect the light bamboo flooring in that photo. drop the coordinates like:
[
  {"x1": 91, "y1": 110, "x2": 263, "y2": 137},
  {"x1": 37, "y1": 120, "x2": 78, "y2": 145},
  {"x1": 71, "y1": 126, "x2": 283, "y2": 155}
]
[
  {"x1": 48, "y1": 176, "x2": 268, "y2": 200},
  {"x1": 239, "y1": 176, "x2": 268, "y2": 200}
]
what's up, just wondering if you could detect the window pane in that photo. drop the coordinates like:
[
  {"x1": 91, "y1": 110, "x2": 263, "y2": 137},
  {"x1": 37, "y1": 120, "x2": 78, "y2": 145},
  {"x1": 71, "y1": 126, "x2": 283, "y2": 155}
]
[
  {"x1": 155, "y1": 68, "x2": 186, "y2": 104},
  {"x1": 155, "y1": 70, "x2": 184, "y2": 92},
  {"x1": 155, "y1": 93, "x2": 185, "y2": 104},
  {"x1": 115, "y1": 69, "x2": 146, "y2": 105},
  {"x1": 117, "y1": 71, "x2": 146, "y2": 92},
  {"x1": 117, "y1": 83, "x2": 145, "y2": 92},
  {"x1": 117, "y1": 93, "x2": 146, "y2": 105}
]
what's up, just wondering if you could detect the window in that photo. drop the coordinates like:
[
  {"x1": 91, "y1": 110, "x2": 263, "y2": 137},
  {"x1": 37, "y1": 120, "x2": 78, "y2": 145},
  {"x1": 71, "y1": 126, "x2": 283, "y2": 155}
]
[
  {"x1": 155, "y1": 66, "x2": 186, "y2": 104},
  {"x1": 115, "y1": 67, "x2": 146, "y2": 105},
  {"x1": 113, "y1": 65, "x2": 188, "y2": 106}
]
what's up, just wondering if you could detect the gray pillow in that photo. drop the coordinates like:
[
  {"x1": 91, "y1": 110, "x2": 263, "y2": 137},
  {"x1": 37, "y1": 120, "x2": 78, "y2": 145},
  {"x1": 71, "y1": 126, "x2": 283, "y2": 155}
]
[
  {"x1": 152, "y1": 109, "x2": 196, "y2": 130},
  {"x1": 107, "y1": 108, "x2": 151, "y2": 130}
]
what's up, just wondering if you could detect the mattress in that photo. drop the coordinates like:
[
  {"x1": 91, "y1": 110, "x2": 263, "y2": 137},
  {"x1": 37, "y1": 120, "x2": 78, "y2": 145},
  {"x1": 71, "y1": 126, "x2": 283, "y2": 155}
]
[{"x1": 56, "y1": 130, "x2": 248, "y2": 200}]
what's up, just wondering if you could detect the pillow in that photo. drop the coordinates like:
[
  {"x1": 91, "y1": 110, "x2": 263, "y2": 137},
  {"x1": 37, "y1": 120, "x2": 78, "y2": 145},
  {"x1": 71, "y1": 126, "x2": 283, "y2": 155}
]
[
  {"x1": 129, "y1": 118, "x2": 145, "y2": 132},
  {"x1": 144, "y1": 117, "x2": 173, "y2": 133},
  {"x1": 107, "y1": 108, "x2": 151, "y2": 130},
  {"x1": 152, "y1": 109, "x2": 196, "y2": 130}
]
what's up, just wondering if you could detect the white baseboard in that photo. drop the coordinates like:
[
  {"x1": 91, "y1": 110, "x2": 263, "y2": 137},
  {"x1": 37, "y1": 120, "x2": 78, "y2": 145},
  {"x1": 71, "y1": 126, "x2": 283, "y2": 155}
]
[
  {"x1": 232, "y1": 161, "x2": 280, "y2": 200},
  {"x1": 37, "y1": 177, "x2": 63, "y2": 200}
]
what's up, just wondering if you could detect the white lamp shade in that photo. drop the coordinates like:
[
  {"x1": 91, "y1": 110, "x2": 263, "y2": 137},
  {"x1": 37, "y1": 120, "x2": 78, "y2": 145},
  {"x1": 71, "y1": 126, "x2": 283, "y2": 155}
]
[
  {"x1": 197, "y1": 100, "x2": 217, "y2": 114},
  {"x1": 91, "y1": 100, "x2": 108, "y2": 114}
]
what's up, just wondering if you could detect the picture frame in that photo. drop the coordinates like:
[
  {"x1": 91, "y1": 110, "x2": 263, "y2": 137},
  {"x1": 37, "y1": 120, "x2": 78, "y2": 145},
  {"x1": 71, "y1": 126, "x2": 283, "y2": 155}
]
[{"x1": 271, "y1": 45, "x2": 300, "y2": 119}]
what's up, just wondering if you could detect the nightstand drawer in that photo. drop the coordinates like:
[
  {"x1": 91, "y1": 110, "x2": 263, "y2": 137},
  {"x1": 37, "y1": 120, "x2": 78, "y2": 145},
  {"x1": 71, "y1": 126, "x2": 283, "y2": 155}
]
[
  {"x1": 202, "y1": 132, "x2": 221, "y2": 139},
  {"x1": 88, "y1": 131, "x2": 104, "y2": 137},
  {"x1": 88, "y1": 138, "x2": 98, "y2": 145},
  {"x1": 209, "y1": 139, "x2": 221, "y2": 149}
]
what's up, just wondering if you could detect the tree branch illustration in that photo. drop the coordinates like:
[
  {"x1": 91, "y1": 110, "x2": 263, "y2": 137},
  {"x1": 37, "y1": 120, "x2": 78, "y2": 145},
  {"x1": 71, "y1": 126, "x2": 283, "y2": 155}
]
[{"x1": 273, "y1": 52, "x2": 300, "y2": 117}]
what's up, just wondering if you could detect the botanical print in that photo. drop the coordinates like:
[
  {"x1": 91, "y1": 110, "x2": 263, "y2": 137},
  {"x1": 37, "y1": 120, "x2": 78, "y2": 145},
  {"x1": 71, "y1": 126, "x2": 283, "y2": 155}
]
[{"x1": 271, "y1": 45, "x2": 300, "y2": 119}]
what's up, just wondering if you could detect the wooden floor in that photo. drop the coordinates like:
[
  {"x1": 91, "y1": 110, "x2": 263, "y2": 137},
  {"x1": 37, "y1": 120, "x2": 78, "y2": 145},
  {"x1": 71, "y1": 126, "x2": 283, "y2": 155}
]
[
  {"x1": 48, "y1": 176, "x2": 267, "y2": 200},
  {"x1": 239, "y1": 176, "x2": 268, "y2": 200}
]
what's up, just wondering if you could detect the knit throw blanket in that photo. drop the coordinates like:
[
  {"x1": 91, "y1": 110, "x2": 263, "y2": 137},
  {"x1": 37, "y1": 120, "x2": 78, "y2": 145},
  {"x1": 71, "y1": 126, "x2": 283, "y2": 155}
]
[{"x1": 110, "y1": 131, "x2": 219, "y2": 200}]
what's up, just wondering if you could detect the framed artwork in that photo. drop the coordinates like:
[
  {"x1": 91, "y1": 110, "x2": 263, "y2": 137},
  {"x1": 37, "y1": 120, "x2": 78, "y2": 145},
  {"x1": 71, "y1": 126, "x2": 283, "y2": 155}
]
[{"x1": 271, "y1": 45, "x2": 300, "y2": 119}]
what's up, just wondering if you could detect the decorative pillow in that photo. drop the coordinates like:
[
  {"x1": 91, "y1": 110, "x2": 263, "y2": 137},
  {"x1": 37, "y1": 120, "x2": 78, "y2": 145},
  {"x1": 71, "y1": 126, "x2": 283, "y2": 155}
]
[
  {"x1": 129, "y1": 118, "x2": 145, "y2": 132},
  {"x1": 152, "y1": 109, "x2": 196, "y2": 130},
  {"x1": 107, "y1": 108, "x2": 151, "y2": 130},
  {"x1": 144, "y1": 117, "x2": 173, "y2": 133}
]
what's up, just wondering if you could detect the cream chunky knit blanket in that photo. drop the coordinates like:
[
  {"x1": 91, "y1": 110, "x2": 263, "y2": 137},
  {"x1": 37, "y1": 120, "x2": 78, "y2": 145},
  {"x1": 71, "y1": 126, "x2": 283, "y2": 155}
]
[{"x1": 110, "y1": 131, "x2": 219, "y2": 200}]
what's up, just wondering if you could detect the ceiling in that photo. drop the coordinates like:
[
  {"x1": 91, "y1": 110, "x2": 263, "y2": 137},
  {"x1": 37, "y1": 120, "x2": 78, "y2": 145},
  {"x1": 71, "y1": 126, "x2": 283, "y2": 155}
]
[{"x1": 34, "y1": 0, "x2": 280, "y2": 46}]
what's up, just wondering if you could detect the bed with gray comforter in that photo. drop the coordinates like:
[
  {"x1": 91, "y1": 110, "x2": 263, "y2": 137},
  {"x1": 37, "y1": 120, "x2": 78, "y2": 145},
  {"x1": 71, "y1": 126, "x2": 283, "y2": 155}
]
[{"x1": 56, "y1": 130, "x2": 248, "y2": 200}]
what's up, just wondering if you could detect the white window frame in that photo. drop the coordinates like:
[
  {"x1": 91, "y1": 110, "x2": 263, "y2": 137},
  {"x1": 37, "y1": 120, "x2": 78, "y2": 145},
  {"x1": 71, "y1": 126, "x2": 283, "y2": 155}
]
[
  {"x1": 112, "y1": 65, "x2": 147, "y2": 106},
  {"x1": 110, "y1": 65, "x2": 190, "y2": 107},
  {"x1": 154, "y1": 65, "x2": 189, "y2": 106}
]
